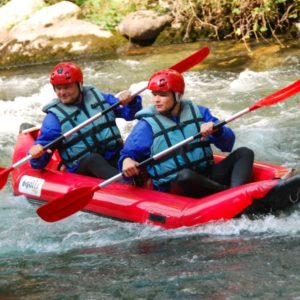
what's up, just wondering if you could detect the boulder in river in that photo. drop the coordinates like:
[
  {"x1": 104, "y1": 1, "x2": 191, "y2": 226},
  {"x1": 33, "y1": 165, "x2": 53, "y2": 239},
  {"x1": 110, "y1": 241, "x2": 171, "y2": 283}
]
[{"x1": 117, "y1": 9, "x2": 173, "y2": 46}]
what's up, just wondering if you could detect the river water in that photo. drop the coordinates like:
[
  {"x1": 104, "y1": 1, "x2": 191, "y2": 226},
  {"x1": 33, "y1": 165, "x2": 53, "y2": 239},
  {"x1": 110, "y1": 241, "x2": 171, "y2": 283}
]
[{"x1": 0, "y1": 41, "x2": 300, "y2": 299}]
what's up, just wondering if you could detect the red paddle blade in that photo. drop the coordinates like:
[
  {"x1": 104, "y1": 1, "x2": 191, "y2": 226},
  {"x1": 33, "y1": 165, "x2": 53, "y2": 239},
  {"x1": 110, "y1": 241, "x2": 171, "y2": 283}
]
[
  {"x1": 170, "y1": 47, "x2": 210, "y2": 73},
  {"x1": 249, "y1": 80, "x2": 300, "y2": 111},
  {"x1": 0, "y1": 167, "x2": 14, "y2": 190},
  {"x1": 37, "y1": 185, "x2": 97, "y2": 222}
]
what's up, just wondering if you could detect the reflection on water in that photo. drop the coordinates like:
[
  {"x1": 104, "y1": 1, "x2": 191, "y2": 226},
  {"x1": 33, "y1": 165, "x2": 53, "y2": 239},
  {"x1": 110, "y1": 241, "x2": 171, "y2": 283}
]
[{"x1": 0, "y1": 40, "x2": 300, "y2": 299}]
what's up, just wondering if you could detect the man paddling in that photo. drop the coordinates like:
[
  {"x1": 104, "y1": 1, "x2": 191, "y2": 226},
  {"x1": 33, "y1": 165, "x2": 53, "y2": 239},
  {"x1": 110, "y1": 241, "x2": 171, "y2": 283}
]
[
  {"x1": 29, "y1": 62, "x2": 142, "y2": 179},
  {"x1": 119, "y1": 69, "x2": 254, "y2": 197}
]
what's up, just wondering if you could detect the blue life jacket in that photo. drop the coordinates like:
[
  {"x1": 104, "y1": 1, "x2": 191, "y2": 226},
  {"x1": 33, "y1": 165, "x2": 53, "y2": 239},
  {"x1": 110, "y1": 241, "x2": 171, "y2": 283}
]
[
  {"x1": 135, "y1": 100, "x2": 214, "y2": 189},
  {"x1": 43, "y1": 86, "x2": 122, "y2": 169}
]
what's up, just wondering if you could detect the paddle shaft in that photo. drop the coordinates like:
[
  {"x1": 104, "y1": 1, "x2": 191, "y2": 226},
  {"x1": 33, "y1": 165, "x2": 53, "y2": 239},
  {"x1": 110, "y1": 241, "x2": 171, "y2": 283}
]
[
  {"x1": 36, "y1": 78, "x2": 300, "y2": 223},
  {"x1": 11, "y1": 101, "x2": 120, "y2": 169},
  {"x1": 9, "y1": 47, "x2": 210, "y2": 171},
  {"x1": 97, "y1": 108, "x2": 261, "y2": 188},
  {"x1": 99, "y1": 123, "x2": 223, "y2": 188},
  {"x1": 100, "y1": 79, "x2": 300, "y2": 188},
  {"x1": 35, "y1": 47, "x2": 211, "y2": 222}
]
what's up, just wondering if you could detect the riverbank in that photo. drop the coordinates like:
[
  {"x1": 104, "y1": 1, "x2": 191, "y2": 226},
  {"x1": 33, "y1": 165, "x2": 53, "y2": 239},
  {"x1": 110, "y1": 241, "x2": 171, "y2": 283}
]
[
  {"x1": 0, "y1": 0, "x2": 299, "y2": 69},
  {"x1": 44, "y1": 0, "x2": 300, "y2": 46}
]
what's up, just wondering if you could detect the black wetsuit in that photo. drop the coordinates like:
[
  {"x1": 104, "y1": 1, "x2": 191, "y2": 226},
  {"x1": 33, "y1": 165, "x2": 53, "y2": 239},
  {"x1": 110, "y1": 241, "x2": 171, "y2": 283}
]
[
  {"x1": 171, "y1": 147, "x2": 254, "y2": 198},
  {"x1": 75, "y1": 153, "x2": 119, "y2": 179}
]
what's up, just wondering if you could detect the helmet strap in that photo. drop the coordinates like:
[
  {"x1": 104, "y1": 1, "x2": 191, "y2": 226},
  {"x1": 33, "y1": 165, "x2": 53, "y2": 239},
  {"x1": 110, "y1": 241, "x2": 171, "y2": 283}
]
[
  {"x1": 175, "y1": 92, "x2": 182, "y2": 103},
  {"x1": 76, "y1": 82, "x2": 83, "y2": 103},
  {"x1": 163, "y1": 91, "x2": 180, "y2": 116},
  {"x1": 78, "y1": 82, "x2": 83, "y2": 93}
]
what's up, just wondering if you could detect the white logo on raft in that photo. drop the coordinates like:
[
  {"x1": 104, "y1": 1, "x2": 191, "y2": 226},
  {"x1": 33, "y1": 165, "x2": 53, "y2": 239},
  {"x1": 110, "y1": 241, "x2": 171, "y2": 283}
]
[{"x1": 19, "y1": 175, "x2": 45, "y2": 197}]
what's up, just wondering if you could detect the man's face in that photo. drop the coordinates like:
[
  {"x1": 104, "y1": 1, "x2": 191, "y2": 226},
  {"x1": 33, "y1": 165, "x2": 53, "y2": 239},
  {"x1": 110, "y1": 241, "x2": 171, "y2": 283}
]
[
  {"x1": 54, "y1": 82, "x2": 80, "y2": 105},
  {"x1": 151, "y1": 90, "x2": 175, "y2": 113}
]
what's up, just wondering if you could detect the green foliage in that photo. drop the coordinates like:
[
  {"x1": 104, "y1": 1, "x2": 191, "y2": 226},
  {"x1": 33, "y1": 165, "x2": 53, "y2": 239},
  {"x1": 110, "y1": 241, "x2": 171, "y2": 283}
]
[
  {"x1": 232, "y1": 8, "x2": 241, "y2": 15},
  {"x1": 170, "y1": 0, "x2": 300, "y2": 47},
  {"x1": 98, "y1": 6, "x2": 123, "y2": 31},
  {"x1": 44, "y1": 0, "x2": 167, "y2": 30},
  {"x1": 76, "y1": 0, "x2": 137, "y2": 30},
  {"x1": 0, "y1": 0, "x2": 10, "y2": 6},
  {"x1": 3, "y1": 0, "x2": 299, "y2": 46}
]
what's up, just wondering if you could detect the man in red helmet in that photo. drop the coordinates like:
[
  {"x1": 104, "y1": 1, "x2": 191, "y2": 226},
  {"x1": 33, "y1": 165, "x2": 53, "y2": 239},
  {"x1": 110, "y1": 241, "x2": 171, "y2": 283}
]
[
  {"x1": 29, "y1": 62, "x2": 142, "y2": 179},
  {"x1": 119, "y1": 69, "x2": 254, "y2": 197}
]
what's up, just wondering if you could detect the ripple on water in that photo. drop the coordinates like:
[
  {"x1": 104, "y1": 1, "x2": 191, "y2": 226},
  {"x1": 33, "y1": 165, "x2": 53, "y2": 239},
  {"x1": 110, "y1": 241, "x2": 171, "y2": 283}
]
[{"x1": 0, "y1": 44, "x2": 300, "y2": 298}]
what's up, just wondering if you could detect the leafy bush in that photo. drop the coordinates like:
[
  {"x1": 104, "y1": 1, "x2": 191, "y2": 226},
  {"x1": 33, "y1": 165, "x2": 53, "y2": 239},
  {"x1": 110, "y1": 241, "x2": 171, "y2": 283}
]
[
  {"x1": 171, "y1": 0, "x2": 300, "y2": 47},
  {"x1": 5, "y1": 0, "x2": 299, "y2": 46}
]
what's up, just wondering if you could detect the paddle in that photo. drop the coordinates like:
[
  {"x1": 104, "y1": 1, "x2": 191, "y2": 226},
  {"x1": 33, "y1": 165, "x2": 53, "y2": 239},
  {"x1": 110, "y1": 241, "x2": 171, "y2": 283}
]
[
  {"x1": 36, "y1": 79, "x2": 300, "y2": 223},
  {"x1": 85, "y1": 79, "x2": 300, "y2": 188},
  {"x1": 0, "y1": 101, "x2": 120, "y2": 191},
  {"x1": 0, "y1": 46, "x2": 210, "y2": 191}
]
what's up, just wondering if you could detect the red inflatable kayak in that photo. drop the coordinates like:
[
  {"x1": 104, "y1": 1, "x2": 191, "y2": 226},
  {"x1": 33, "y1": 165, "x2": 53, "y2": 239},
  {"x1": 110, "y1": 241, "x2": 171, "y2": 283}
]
[{"x1": 11, "y1": 124, "x2": 300, "y2": 229}]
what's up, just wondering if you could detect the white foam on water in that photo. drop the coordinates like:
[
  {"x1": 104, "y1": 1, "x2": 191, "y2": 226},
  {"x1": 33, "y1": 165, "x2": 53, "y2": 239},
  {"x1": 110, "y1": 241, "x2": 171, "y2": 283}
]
[
  {"x1": 0, "y1": 83, "x2": 55, "y2": 135},
  {"x1": 1, "y1": 190, "x2": 299, "y2": 256},
  {"x1": 0, "y1": 58, "x2": 300, "y2": 256},
  {"x1": 229, "y1": 69, "x2": 277, "y2": 92},
  {"x1": 0, "y1": 74, "x2": 48, "y2": 99}
]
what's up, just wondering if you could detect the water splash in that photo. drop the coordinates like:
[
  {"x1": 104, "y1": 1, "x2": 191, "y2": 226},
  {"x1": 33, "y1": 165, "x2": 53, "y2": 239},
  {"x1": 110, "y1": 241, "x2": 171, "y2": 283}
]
[
  {"x1": 0, "y1": 50, "x2": 300, "y2": 256},
  {"x1": 0, "y1": 191, "x2": 299, "y2": 256},
  {"x1": 0, "y1": 83, "x2": 55, "y2": 135}
]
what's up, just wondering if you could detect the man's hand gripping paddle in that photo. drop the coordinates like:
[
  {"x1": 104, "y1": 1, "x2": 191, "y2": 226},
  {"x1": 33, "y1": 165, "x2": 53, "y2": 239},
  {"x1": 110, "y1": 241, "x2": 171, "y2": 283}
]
[
  {"x1": 0, "y1": 47, "x2": 210, "y2": 191},
  {"x1": 37, "y1": 78, "x2": 300, "y2": 222}
]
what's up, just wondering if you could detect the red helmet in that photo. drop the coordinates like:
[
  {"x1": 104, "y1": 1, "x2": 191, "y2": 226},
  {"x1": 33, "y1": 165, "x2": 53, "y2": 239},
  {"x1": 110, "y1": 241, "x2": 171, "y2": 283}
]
[
  {"x1": 50, "y1": 62, "x2": 83, "y2": 86},
  {"x1": 147, "y1": 69, "x2": 185, "y2": 94}
]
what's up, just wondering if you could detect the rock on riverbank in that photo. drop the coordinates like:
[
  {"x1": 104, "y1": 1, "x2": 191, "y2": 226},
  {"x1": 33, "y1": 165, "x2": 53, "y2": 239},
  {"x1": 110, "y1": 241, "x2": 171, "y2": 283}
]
[
  {"x1": 0, "y1": 0, "x2": 299, "y2": 70},
  {"x1": 0, "y1": 0, "x2": 174, "y2": 68},
  {"x1": 0, "y1": 0, "x2": 120, "y2": 67}
]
